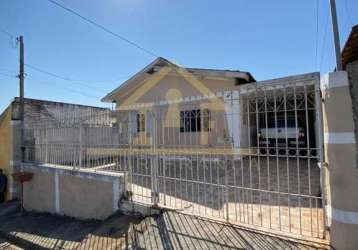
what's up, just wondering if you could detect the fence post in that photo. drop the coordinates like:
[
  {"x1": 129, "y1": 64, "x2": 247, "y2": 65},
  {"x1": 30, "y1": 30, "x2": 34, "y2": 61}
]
[
  {"x1": 315, "y1": 75, "x2": 328, "y2": 239},
  {"x1": 321, "y1": 71, "x2": 358, "y2": 249},
  {"x1": 151, "y1": 110, "x2": 159, "y2": 205},
  {"x1": 225, "y1": 157, "x2": 229, "y2": 221},
  {"x1": 128, "y1": 112, "x2": 133, "y2": 194},
  {"x1": 79, "y1": 125, "x2": 83, "y2": 168},
  {"x1": 44, "y1": 127, "x2": 48, "y2": 163}
]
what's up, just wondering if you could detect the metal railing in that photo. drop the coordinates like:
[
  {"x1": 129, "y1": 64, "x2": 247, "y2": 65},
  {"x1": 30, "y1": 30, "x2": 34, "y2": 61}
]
[{"x1": 23, "y1": 77, "x2": 326, "y2": 239}]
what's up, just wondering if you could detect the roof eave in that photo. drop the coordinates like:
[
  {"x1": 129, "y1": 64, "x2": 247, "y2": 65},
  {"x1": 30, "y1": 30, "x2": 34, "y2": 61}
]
[
  {"x1": 101, "y1": 57, "x2": 173, "y2": 103},
  {"x1": 101, "y1": 57, "x2": 256, "y2": 102}
]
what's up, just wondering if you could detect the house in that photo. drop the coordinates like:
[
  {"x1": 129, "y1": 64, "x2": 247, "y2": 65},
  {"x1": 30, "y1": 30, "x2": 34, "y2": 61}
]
[
  {"x1": 101, "y1": 57, "x2": 256, "y2": 149},
  {"x1": 342, "y1": 24, "x2": 358, "y2": 70},
  {"x1": 342, "y1": 24, "x2": 358, "y2": 159},
  {"x1": 101, "y1": 57, "x2": 321, "y2": 158},
  {"x1": 0, "y1": 98, "x2": 109, "y2": 201}
]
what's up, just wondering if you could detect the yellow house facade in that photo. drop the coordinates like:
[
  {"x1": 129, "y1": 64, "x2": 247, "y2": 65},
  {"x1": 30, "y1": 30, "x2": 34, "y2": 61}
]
[
  {"x1": 101, "y1": 57, "x2": 255, "y2": 150},
  {"x1": 0, "y1": 106, "x2": 14, "y2": 201}
]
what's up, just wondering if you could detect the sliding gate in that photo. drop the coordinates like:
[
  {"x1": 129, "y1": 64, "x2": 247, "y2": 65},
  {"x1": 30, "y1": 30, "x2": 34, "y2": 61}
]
[
  {"x1": 126, "y1": 76, "x2": 326, "y2": 240},
  {"x1": 20, "y1": 73, "x2": 325, "y2": 240}
]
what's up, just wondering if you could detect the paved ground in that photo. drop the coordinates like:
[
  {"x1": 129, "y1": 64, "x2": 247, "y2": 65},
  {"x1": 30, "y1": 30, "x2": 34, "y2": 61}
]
[
  {"x1": 0, "y1": 201, "x2": 140, "y2": 249},
  {"x1": 0, "y1": 238, "x2": 23, "y2": 250},
  {"x1": 0, "y1": 201, "x2": 330, "y2": 249},
  {"x1": 134, "y1": 212, "x2": 329, "y2": 250}
]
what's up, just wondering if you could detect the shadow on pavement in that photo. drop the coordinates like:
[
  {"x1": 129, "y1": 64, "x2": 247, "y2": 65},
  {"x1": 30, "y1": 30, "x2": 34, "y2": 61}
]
[
  {"x1": 0, "y1": 201, "x2": 330, "y2": 249},
  {"x1": 132, "y1": 211, "x2": 330, "y2": 250}
]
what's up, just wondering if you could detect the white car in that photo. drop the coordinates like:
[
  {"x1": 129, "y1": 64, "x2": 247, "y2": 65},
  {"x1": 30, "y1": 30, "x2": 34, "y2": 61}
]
[{"x1": 258, "y1": 120, "x2": 306, "y2": 155}]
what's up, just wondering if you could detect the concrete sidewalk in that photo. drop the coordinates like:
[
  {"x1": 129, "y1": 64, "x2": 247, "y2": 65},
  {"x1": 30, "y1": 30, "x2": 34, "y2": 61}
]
[
  {"x1": 132, "y1": 211, "x2": 330, "y2": 250},
  {"x1": 0, "y1": 201, "x2": 330, "y2": 249},
  {"x1": 0, "y1": 201, "x2": 139, "y2": 249},
  {"x1": 0, "y1": 236, "x2": 23, "y2": 250}
]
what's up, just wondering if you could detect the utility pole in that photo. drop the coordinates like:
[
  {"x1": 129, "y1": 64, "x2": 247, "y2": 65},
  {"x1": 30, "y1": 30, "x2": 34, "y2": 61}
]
[
  {"x1": 17, "y1": 36, "x2": 25, "y2": 162},
  {"x1": 329, "y1": 0, "x2": 343, "y2": 71}
]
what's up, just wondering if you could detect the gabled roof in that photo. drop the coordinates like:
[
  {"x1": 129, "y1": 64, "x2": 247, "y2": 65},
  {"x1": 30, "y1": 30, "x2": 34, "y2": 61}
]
[
  {"x1": 101, "y1": 57, "x2": 255, "y2": 103},
  {"x1": 342, "y1": 25, "x2": 358, "y2": 70}
]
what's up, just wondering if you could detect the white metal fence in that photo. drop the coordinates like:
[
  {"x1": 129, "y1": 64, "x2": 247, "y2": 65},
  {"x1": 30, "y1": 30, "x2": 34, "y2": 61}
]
[{"x1": 23, "y1": 77, "x2": 326, "y2": 239}]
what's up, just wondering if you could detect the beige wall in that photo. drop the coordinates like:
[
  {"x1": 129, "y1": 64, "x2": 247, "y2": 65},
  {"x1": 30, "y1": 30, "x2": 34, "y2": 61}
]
[
  {"x1": 59, "y1": 174, "x2": 115, "y2": 220},
  {"x1": 115, "y1": 74, "x2": 242, "y2": 148},
  {"x1": 321, "y1": 71, "x2": 358, "y2": 250},
  {"x1": 22, "y1": 164, "x2": 124, "y2": 220},
  {"x1": 112, "y1": 71, "x2": 240, "y2": 106},
  {"x1": 23, "y1": 170, "x2": 56, "y2": 213},
  {"x1": 0, "y1": 108, "x2": 13, "y2": 201},
  {"x1": 133, "y1": 75, "x2": 237, "y2": 104}
]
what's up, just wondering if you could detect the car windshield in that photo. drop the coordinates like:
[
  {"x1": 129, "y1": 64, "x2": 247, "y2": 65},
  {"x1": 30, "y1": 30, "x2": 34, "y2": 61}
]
[{"x1": 268, "y1": 119, "x2": 296, "y2": 128}]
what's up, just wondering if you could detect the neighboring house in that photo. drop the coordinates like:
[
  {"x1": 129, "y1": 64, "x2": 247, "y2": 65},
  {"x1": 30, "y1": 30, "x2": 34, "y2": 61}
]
[
  {"x1": 342, "y1": 24, "x2": 358, "y2": 70},
  {"x1": 101, "y1": 57, "x2": 256, "y2": 149},
  {"x1": 342, "y1": 24, "x2": 358, "y2": 156},
  {"x1": 0, "y1": 105, "x2": 13, "y2": 201},
  {"x1": 0, "y1": 98, "x2": 109, "y2": 201}
]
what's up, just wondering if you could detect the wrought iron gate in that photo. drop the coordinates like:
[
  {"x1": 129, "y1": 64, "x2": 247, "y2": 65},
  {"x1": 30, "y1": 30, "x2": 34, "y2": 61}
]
[
  {"x1": 125, "y1": 77, "x2": 326, "y2": 239},
  {"x1": 23, "y1": 74, "x2": 326, "y2": 240}
]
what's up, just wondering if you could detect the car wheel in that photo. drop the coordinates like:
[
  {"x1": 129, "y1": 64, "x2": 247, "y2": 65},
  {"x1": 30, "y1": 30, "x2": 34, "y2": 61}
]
[
  {"x1": 279, "y1": 149, "x2": 287, "y2": 155},
  {"x1": 260, "y1": 149, "x2": 267, "y2": 155},
  {"x1": 299, "y1": 150, "x2": 307, "y2": 156},
  {"x1": 289, "y1": 149, "x2": 296, "y2": 156},
  {"x1": 310, "y1": 149, "x2": 317, "y2": 157}
]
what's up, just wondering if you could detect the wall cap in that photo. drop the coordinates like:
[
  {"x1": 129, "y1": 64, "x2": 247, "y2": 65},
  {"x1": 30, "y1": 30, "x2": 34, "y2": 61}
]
[
  {"x1": 324, "y1": 132, "x2": 356, "y2": 144},
  {"x1": 21, "y1": 163, "x2": 124, "y2": 183},
  {"x1": 320, "y1": 71, "x2": 349, "y2": 90},
  {"x1": 326, "y1": 205, "x2": 358, "y2": 225}
]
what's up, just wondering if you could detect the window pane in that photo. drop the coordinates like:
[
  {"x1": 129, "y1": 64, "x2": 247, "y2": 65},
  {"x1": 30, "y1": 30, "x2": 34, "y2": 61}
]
[
  {"x1": 137, "y1": 113, "x2": 145, "y2": 132},
  {"x1": 202, "y1": 109, "x2": 211, "y2": 132},
  {"x1": 180, "y1": 109, "x2": 203, "y2": 132}
]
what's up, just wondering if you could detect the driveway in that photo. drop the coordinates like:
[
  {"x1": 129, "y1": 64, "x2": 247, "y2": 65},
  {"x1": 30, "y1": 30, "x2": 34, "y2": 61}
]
[{"x1": 0, "y1": 201, "x2": 330, "y2": 249}]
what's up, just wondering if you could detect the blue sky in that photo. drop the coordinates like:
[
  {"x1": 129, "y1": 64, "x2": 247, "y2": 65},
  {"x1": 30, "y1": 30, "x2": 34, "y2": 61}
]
[{"x1": 0, "y1": 0, "x2": 357, "y2": 112}]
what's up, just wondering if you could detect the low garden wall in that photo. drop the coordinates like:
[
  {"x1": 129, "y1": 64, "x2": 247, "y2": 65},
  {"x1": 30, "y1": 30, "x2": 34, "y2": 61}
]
[{"x1": 21, "y1": 163, "x2": 125, "y2": 220}]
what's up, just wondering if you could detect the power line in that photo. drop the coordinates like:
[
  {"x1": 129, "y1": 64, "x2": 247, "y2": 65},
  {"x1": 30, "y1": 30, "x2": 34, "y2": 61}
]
[
  {"x1": 314, "y1": 0, "x2": 319, "y2": 70},
  {"x1": 26, "y1": 76, "x2": 102, "y2": 100},
  {"x1": 25, "y1": 63, "x2": 125, "y2": 84},
  {"x1": 0, "y1": 77, "x2": 11, "y2": 81},
  {"x1": 0, "y1": 27, "x2": 112, "y2": 100},
  {"x1": 344, "y1": 0, "x2": 353, "y2": 27},
  {"x1": 26, "y1": 63, "x2": 73, "y2": 81},
  {"x1": 0, "y1": 68, "x2": 17, "y2": 75},
  {"x1": 0, "y1": 27, "x2": 17, "y2": 49},
  {"x1": 319, "y1": 4, "x2": 330, "y2": 72},
  {"x1": 45, "y1": 0, "x2": 159, "y2": 58},
  {"x1": 0, "y1": 70, "x2": 103, "y2": 100},
  {"x1": 0, "y1": 72, "x2": 16, "y2": 78},
  {"x1": 25, "y1": 63, "x2": 125, "y2": 92},
  {"x1": 1, "y1": 26, "x2": 127, "y2": 86},
  {"x1": 0, "y1": 28, "x2": 13, "y2": 39}
]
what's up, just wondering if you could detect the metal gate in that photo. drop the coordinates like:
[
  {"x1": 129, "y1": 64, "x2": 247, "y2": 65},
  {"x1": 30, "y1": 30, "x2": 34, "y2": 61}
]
[
  {"x1": 125, "y1": 76, "x2": 326, "y2": 239},
  {"x1": 23, "y1": 74, "x2": 326, "y2": 240}
]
